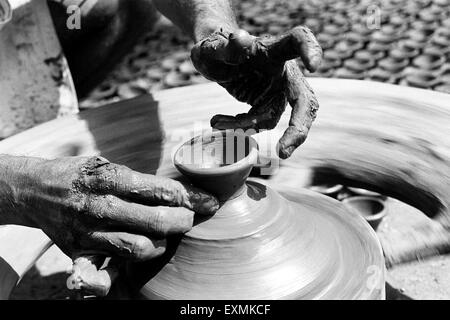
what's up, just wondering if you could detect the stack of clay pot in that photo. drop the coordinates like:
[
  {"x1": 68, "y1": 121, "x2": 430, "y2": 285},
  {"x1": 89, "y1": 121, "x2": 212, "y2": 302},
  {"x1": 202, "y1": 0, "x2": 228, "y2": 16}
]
[{"x1": 83, "y1": 0, "x2": 450, "y2": 108}]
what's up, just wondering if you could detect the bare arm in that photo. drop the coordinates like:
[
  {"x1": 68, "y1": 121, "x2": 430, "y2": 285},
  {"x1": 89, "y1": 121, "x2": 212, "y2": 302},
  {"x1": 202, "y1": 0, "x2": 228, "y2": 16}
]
[{"x1": 153, "y1": 0, "x2": 238, "y2": 42}]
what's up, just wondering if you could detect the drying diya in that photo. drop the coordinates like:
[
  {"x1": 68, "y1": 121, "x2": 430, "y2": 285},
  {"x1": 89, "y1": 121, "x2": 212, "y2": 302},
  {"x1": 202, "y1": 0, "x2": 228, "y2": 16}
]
[{"x1": 128, "y1": 131, "x2": 385, "y2": 300}]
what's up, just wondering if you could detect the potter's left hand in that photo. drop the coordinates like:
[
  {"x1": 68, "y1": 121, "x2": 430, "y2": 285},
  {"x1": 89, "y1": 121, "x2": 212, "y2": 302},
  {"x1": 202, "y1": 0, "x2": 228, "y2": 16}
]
[{"x1": 191, "y1": 26, "x2": 322, "y2": 159}]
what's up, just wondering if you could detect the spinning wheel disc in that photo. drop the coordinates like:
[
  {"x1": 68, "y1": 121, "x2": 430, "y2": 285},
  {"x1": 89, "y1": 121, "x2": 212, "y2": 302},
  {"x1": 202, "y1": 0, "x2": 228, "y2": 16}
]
[
  {"x1": 137, "y1": 182, "x2": 384, "y2": 300},
  {"x1": 135, "y1": 132, "x2": 385, "y2": 300}
]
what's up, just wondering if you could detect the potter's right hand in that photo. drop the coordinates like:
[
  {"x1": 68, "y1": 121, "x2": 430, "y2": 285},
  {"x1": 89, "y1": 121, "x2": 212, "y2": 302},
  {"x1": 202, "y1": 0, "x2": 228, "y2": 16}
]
[{"x1": 1, "y1": 156, "x2": 219, "y2": 261}]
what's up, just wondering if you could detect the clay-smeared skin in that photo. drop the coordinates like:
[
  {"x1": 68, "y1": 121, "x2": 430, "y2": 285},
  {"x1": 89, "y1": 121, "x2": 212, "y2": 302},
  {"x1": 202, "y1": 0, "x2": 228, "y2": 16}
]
[
  {"x1": 191, "y1": 27, "x2": 322, "y2": 158},
  {"x1": 0, "y1": 155, "x2": 218, "y2": 261}
]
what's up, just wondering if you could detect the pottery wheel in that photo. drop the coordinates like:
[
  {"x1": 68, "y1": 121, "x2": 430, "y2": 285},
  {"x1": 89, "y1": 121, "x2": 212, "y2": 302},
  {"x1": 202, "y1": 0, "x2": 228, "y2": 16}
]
[
  {"x1": 136, "y1": 180, "x2": 384, "y2": 300},
  {"x1": 2, "y1": 79, "x2": 449, "y2": 299}
]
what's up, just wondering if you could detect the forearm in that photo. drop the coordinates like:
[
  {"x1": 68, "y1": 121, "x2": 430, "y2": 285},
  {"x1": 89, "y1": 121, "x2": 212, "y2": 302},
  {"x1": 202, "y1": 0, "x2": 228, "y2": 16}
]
[
  {"x1": 153, "y1": 0, "x2": 238, "y2": 42},
  {"x1": 0, "y1": 155, "x2": 45, "y2": 226}
]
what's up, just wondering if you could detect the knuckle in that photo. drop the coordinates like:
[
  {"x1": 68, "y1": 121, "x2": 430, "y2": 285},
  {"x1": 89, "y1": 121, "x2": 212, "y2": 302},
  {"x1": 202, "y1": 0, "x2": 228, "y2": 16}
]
[{"x1": 77, "y1": 156, "x2": 115, "y2": 189}]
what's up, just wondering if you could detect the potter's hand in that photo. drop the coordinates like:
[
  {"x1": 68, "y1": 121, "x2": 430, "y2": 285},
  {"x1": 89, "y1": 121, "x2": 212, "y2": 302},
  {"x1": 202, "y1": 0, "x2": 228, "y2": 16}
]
[
  {"x1": 191, "y1": 27, "x2": 322, "y2": 159},
  {"x1": 9, "y1": 156, "x2": 219, "y2": 261}
]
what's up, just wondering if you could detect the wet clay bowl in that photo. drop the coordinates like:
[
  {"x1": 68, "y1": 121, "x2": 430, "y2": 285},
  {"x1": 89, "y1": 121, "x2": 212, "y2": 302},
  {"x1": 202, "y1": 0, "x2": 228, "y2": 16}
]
[
  {"x1": 129, "y1": 131, "x2": 385, "y2": 300},
  {"x1": 343, "y1": 196, "x2": 387, "y2": 231},
  {"x1": 173, "y1": 130, "x2": 258, "y2": 201}
]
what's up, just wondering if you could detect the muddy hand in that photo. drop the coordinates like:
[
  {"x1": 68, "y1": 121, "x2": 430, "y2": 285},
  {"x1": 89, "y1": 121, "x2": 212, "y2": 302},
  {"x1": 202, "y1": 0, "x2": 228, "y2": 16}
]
[
  {"x1": 191, "y1": 26, "x2": 322, "y2": 159},
  {"x1": 18, "y1": 156, "x2": 219, "y2": 296}
]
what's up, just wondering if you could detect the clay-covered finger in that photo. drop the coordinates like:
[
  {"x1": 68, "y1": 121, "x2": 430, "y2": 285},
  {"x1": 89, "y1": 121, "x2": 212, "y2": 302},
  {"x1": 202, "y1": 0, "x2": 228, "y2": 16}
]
[
  {"x1": 87, "y1": 195, "x2": 195, "y2": 237},
  {"x1": 80, "y1": 230, "x2": 166, "y2": 261},
  {"x1": 83, "y1": 160, "x2": 219, "y2": 215},
  {"x1": 262, "y1": 26, "x2": 323, "y2": 72},
  {"x1": 211, "y1": 94, "x2": 287, "y2": 131},
  {"x1": 277, "y1": 61, "x2": 319, "y2": 159}
]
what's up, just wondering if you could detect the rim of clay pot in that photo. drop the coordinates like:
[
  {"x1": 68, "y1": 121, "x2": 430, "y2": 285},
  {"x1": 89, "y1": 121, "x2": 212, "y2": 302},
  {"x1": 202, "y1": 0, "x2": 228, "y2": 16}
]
[
  {"x1": 309, "y1": 183, "x2": 343, "y2": 195},
  {"x1": 173, "y1": 130, "x2": 259, "y2": 176},
  {"x1": 347, "y1": 187, "x2": 384, "y2": 198},
  {"x1": 342, "y1": 196, "x2": 387, "y2": 222}
]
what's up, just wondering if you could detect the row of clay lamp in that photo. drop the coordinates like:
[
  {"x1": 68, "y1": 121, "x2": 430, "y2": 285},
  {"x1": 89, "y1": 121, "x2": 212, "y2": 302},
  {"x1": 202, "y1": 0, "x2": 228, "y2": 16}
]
[
  {"x1": 83, "y1": 0, "x2": 450, "y2": 106},
  {"x1": 299, "y1": 0, "x2": 450, "y2": 92},
  {"x1": 309, "y1": 184, "x2": 388, "y2": 231}
]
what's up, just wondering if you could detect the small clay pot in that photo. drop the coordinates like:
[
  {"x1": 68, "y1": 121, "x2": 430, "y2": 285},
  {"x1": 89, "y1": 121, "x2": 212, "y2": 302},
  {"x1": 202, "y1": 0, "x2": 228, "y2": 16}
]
[
  {"x1": 347, "y1": 187, "x2": 387, "y2": 200},
  {"x1": 367, "y1": 42, "x2": 391, "y2": 55},
  {"x1": 379, "y1": 57, "x2": 409, "y2": 73},
  {"x1": 309, "y1": 183, "x2": 344, "y2": 199},
  {"x1": 367, "y1": 68, "x2": 394, "y2": 83},
  {"x1": 335, "y1": 67, "x2": 365, "y2": 80},
  {"x1": 413, "y1": 53, "x2": 445, "y2": 71},
  {"x1": 432, "y1": 27, "x2": 450, "y2": 47},
  {"x1": 323, "y1": 50, "x2": 343, "y2": 68},
  {"x1": 434, "y1": 84, "x2": 450, "y2": 94},
  {"x1": 372, "y1": 30, "x2": 397, "y2": 44},
  {"x1": 334, "y1": 38, "x2": 365, "y2": 59},
  {"x1": 322, "y1": 24, "x2": 342, "y2": 36},
  {"x1": 355, "y1": 50, "x2": 385, "y2": 63},
  {"x1": 317, "y1": 33, "x2": 336, "y2": 50},
  {"x1": 399, "y1": 39, "x2": 425, "y2": 51},
  {"x1": 343, "y1": 196, "x2": 387, "y2": 231},
  {"x1": 404, "y1": 70, "x2": 438, "y2": 89},
  {"x1": 438, "y1": 64, "x2": 450, "y2": 83},
  {"x1": 304, "y1": 18, "x2": 322, "y2": 34},
  {"x1": 351, "y1": 23, "x2": 373, "y2": 37},
  {"x1": 344, "y1": 57, "x2": 375, "y2": 72},
  {"x1": 0, "y1": 0, "x2": 11, "y2": 31},
  {"x1": 390, "y1": 45, "x2": 420, "y2": 60},
  {"x1": 174, "y1": 130, "x2": 258, "y2": 201}
]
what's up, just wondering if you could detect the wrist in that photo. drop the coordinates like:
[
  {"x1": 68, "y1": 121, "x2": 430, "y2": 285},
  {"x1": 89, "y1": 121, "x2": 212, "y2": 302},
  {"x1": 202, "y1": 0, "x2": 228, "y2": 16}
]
[{"x1": 0, "y1": 155, "x2": 46, "y2": 227}]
